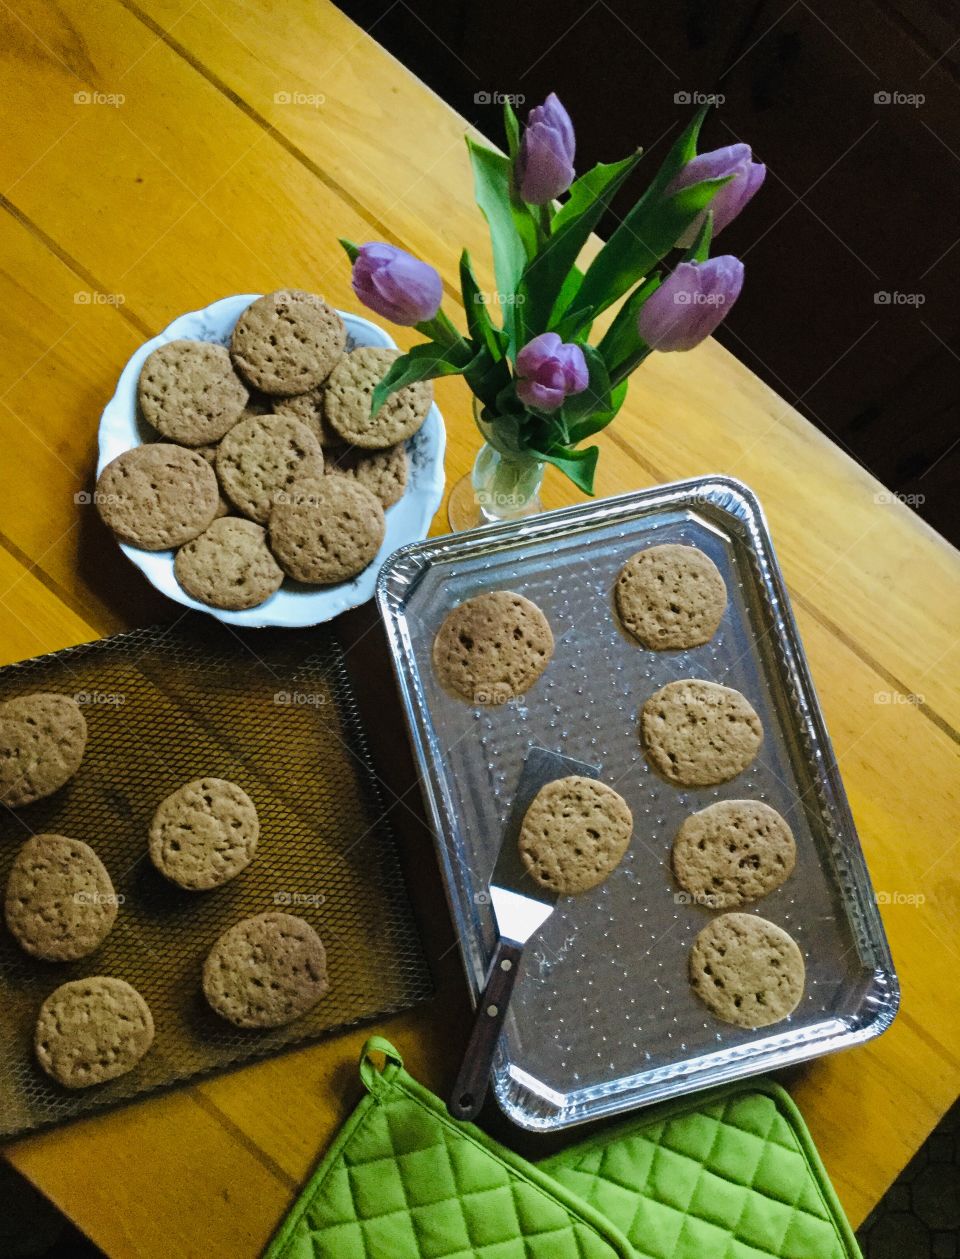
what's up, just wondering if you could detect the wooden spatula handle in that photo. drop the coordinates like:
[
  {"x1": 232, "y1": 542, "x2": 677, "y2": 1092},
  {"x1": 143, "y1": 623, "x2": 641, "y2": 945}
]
[{"x1": 448, "y1": 937, "x2": 524, "y2": 1121}]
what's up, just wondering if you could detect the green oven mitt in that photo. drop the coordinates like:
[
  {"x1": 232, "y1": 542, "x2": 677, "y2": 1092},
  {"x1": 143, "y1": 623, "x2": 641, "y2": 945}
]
[
  {"x1": 265, "y1": 1038, "x2": 861, "y2": 1259},
  {"x1": 265, "y1": 1036, "x2": 634, "y2": 1258}
]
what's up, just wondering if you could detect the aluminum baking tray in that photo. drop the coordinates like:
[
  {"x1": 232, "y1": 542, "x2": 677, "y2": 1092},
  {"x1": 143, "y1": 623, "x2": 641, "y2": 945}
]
[{"x1": 377, "y1": 476, "x2": 898, "y2": 1131}]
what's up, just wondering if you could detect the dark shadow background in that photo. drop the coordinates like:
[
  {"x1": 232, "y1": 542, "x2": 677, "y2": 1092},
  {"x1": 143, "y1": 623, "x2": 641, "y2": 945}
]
[{"x1": 336, "y1": 0, "x2": 959, "y2": 546}]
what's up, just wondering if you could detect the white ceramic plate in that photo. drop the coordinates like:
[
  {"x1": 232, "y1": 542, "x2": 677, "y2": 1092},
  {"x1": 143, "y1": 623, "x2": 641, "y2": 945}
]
[{"x1": 97, "y1": 294, "x2": 446, "y2": 627}]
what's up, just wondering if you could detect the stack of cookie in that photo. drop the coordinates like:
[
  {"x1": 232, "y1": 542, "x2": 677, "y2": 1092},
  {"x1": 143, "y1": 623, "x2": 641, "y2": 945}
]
[{"x1": 94, "y1": 290, "x2": 433, "y2": 610}]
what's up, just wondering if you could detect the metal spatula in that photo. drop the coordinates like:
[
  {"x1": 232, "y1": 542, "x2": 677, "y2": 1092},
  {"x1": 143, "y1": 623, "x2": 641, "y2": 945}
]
[{"x1": 448, "y1": 746, "x2": 601, "y2": 1120}]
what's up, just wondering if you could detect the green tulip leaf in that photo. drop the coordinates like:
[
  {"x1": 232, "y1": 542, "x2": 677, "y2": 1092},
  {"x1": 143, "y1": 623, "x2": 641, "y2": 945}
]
[
  {"x1": 596, "y1": 273, "x2": 661, "y2": 380},
  {"x1": 503, "y1": 100, "x2": 521, "y2": 161},
  {"x1": 531, "y1": 441, "x2": 600, "y2": 495},
  {"x1": 567, "y1": 378, "x2": 629, "y2": 444},
  {"x1": 338, "y1": 237, "x2": 360, "y2": 263},
  {"x1": 519, "y1": 150, "x2": 644, "y2": 334},
  {"x1": 371, "y1": 341, "x2": 476, "y2": 415}
]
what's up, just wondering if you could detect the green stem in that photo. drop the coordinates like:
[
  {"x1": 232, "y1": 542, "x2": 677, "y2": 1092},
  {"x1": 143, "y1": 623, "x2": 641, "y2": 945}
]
[{"x1": 416, "y1": 309, "x2": 468, "y2": 351}]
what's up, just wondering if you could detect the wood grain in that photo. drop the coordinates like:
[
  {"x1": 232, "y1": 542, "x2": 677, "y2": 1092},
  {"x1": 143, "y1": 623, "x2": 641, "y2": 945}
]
[{"x1": 0, "y1": 1, "x2": 957, "y2": 1253}]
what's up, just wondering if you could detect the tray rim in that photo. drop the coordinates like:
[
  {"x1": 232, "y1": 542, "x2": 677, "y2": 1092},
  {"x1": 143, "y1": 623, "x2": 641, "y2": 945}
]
[{"x1": 377, "y1": 475, "x2": 899, "y2": 1130}]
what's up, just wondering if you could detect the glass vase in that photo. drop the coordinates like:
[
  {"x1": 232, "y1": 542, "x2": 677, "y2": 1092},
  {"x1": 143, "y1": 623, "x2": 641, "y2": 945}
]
[{"x1": 447, "y1": 404, "x2": 545, "y2": 531}]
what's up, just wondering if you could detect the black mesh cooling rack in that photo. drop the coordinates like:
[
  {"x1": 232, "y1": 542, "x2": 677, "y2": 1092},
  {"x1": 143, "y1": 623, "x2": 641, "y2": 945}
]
[{"x1": 0, "y1": 615, "x2": 432, "y2": 1138}]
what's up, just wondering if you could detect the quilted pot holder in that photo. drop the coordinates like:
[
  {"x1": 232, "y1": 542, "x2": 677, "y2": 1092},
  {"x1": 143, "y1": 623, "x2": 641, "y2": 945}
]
[{"x1": 264, "y1": 1038, "x2": 861, "y2": 1259}]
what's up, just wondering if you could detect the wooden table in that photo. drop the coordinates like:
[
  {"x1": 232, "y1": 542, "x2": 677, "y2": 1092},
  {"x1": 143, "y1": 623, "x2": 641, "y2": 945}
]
[{"x1": 1, "y1": 1, "x2": 958, "y2": 1253}]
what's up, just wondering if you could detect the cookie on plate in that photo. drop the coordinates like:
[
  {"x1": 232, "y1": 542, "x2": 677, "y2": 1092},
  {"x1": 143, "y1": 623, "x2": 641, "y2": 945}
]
[
  {"x1": 216, "y1": 414, "x2": 324, "y2": 524},
  {"x1": 324, "y1": 347, "x2": 432, "y2": 449},
  {"x1": 324, "y1": 442, "x2": 408, "y2": 508},
  {"x1": 5, "y1": 834, "x2": 118, "y2": 961},
  {"x1": 35, "y1": 977, "x2": 154, "y2": 1088},
  {"x1": 689, "y1": 912, "x2": 805, "y2": 1028},
  {"x1": 268, "y1": 476, "x2": 384, "y2": 584},
  {"x1": 615, "y1": 543, "x2": 727, "y2": 649},
  {"x1": 202, "y1": 912, "x2": 329, "y2": 1027},
  {"x1": 274, "y1": 386, "x2": 340, "y2": 447},
  {"x1": 230, "y1": 290, "x2": 346, "y2": 396},
  {"x1": 641, "y1": 679, "x2": 763, "y2": 787},
  {"x1": 432, "y1": 591, "x2": 554, "y2": 706},
  {"x1": 174, "y1": 518, "x2": 284, "y2": 610},
  {"x1": 95, "y1": 444, "x2": 220, "y2": 550},
  {"x1": 518, "y1": 776, "x2": 633, "y2": 895},
  {"x1": 148, "y1": 777, "x2": 259, "y2": 891},
  {"x1": 137, "y1": 339, "x2": 248, "y2": 446},
  {"x1": 672, "y1": 800, "x2": 796, "y2": 908},
  {"x1": 0, "y1": 693, "x2": 87, "y2": 807}
]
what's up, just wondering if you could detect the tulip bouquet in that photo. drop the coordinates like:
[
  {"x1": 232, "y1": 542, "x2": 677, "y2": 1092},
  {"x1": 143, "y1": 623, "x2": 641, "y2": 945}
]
[{"x1": 340, "y1": 96, "x2": 763, "y2": 520}]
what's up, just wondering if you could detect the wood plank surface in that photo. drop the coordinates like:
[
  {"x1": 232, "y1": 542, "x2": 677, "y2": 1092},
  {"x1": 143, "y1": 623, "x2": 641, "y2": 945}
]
[{"x1": 0, "y1": 1, "x2": 957, "y2": 1254}]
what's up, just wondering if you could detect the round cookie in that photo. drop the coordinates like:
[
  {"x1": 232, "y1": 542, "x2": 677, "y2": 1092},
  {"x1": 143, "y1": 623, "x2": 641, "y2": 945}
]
[
  {"x1": 0, "y1": 693, "x2": 87, "y2": 807},
  {"x1": 274, "y1": 386, "x2": 340, "y2": 447},
  {"x1": 673, "y1": 800, "x2": 796, "y2": 908},
  {"x1": 432, "y1": 591, "x2": 554, "y2": 706},
  {"x1": 324, "y1": 347, "x2": 433, "y2": 449},
  {"x1": 615, "y1": 544, "x2": 727, "y2": 649},
  {"x1": 35, "y1": 977, "x2": 154, "y2": 1088},
  {"x1": 641, "y1": 679, "x2": 763, "y2": 787},
  {"x1": 268, "y1": 476, "x2": 384, "y2": 584},
  {"x1": 202, "y1": 912, "x2": 329, "y2": 1027},
  {"x1": 148, "y1": 777, "x2": 259, "y2": 891},
  {"x1": 216, "y1": 413, "x2": 324, "y2": 524},
  {"x1": 174, "y1": 518, "x2": 284, "y2": 611},
  {"x1": 324, "y1": 442, "x2": 408, "y2": 508},
  {"x1": 230, "y1": 290, "x2": 346, "y2": 396},
  {"x1": 5, "y1": 834, "x2": 117, "y2": 961},
  {"x1": 95, "y1": 444, "x2": 220, "y2": 550},
  {"x1": 518, "y1": 776, "x2": 633, "y2": 895},
  {"x1": 137, "y1": 339, "x2": 248, "y2": 446},
  {"x1": 689, "y1": 912, "x2": 805, "y2": 1028}
]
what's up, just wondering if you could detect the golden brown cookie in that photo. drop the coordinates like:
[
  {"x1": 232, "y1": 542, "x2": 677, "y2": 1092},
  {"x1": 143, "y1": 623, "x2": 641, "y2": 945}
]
[
  {"x1": 641, "y1": 679, "x2": 763, "y2": 787},
  {"x1": 95, "y1": 444, "x2": 220, "y2": 550},
  {"x1": 5, "y1": 834, "x2": 118, "y2": 961},
  {"x1": 216, "y1": 414, "x2": 324, "y2": 524},
  {"x1": 230, "y1": 290, "x2": 346, "y2": 396},
  {"x1": 672, "y1": 800, "x2": 796, "y2": 908},
  {"x1": 432, "y1": 591, "x2": 554, "y2": 706},
  {"x1": 148, "y1": 777, "x2": 259, "y2": 891},
  {"x1": 0, "y1": 693, "x2": 87, "y2": 807},
  {"x1": 518, "y1": 776, "x2": 633, "y2": 895},
  {"x1": 137, "y1": 339, "x2": 248, "y2": 446},
  {"x1": 268, "y1": 477, "x2": 384, "y2": 584},
  {"x1": 202, "y1": 912, "x2": 329, "y2": 1027},
  {"x1": 324, "y1": 348, "x2": 432, "y2": 449},
  {"x1": 35, "y1": 977, "x2": 154, "y2": 1088},
  {"x1": 689, "y1": 912, "x2": 805, "y2": 1028},
  {"x1": 174, "y1": 518, "x2": 284, "y2": 610},
  {"x1": 324, "y1": 442, "x2": 408, "y2": 508},
  {"x1": 274, "y1": 386, "x2": 340, "y2": 446},
  {"x1": 615, "y1": 544, "x2": 727, "y2": 649}
]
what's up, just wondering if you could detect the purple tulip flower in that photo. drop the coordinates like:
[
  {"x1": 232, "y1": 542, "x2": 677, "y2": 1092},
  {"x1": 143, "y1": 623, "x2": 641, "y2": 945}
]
[
  {"x1": 515, "y1": 332, "x2": 589, "y2": 412},
  {"x1": 351, "y1": 242, "x2": 443, "y2": 325},
  {"x1": 637, "y1": 257, "x2": 744, "y2": 352},
  {"x1": 668, "y1": 143, "x2": 765, "y2": 245},
  {"x1": 517, "y1": 93, "x2": 576, "y2": 205}
]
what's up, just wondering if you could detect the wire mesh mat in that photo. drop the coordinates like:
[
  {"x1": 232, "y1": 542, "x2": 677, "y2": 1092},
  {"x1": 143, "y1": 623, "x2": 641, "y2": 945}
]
[{"x1": 0, "y1": 616, "x2": 432, "y2": 1138}]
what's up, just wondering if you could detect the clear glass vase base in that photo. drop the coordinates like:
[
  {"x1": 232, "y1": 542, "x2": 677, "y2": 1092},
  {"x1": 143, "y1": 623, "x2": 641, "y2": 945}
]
[{"x1": 447, "y1": 472, "x2": 544, "y2": 532}]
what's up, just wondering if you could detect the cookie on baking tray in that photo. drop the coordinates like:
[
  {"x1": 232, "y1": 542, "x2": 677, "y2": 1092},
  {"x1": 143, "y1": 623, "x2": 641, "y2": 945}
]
[
  {"x1": 689, "y1": 912, "x2": 805, "y2": 1028},
  {"x1": 148, "y1": 777, "x2": 259, "y2": 891},
  {"x1": 518, "y1": 776, "x2": 633, "y2": 895},
  {"x1": 672, "y1": 799, "x2": 796, "y2": 908},
  {"x1": 615, "y1": 543, "x2": 726, "y2": 650},
  {"x1": 0, "y1": 692, "x2": 87, "y2": 807},
  {"x1": 35, "y1": 977, "x2": 154, "y2": 1088},
  {"x1": 641, "y1": 679, "x2": 763, "y2": 787},
  {"x1": 5, "y1": 834, "x2": 117, "y2": 961},
  {"x1": 432, "y1": 591, "x2": 554, "y2": 706}
]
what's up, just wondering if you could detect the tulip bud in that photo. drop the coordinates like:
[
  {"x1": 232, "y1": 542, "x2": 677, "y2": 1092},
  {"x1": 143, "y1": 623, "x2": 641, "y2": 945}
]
[
  {"x1": 668, "y1": 144, "x2": 765, "y2": 245},
  {"x1": 516, "y1": 332, "x2": 589, "y2": 412},
  {"x1": 517, "y1": 93, "x2": 576, "y2": 205},
  {"x1": 637, "y1": 257, "x2": 744, "y2": 352},
  {"x1": 351, "y1": 242, "x2": 443, "y2": 325}
]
